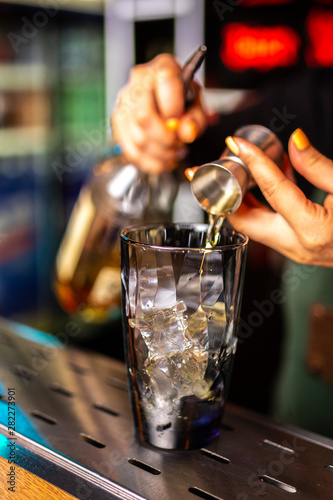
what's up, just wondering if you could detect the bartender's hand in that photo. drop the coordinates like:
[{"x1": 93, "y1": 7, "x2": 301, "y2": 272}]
[
  {"x1": 111, "y1": 53, "x2": 208, "y2": 173},
  {"x1": 226, "y1": 129, "x2": 333, "y2": 267}
]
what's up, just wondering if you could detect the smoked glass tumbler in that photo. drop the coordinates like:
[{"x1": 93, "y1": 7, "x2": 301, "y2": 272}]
[{"x1": 120, "y1": 223, "x2": 248, "y2": 450}]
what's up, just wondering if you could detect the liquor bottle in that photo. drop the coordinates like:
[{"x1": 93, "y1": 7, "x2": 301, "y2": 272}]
[{"x1": 54, "y1": 149, "x2": 179, "y2": 323}]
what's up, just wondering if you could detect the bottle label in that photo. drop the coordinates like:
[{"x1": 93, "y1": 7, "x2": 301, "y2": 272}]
[
  {"x1": 56, "y1": 189, "x2": 95, "y2": 283},
  {"x1": 88, "y1": 266, "x2": 121, "y2": 306}
]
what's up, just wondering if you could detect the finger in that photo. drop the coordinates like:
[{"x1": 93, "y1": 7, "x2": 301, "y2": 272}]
[
  {"x1": 119, "y1": 80, "x2": 183, "y2": 151},
  {"x1": 120, "y1": 118, "x2": 183, "y2": 171},
  {"x1": 240, "y1": 191, "x2": 263, "y2": 210},
  {"x1": 151, "y1": 54, "x2": 184, "y2": 119},
  {"x1": 120, "y1": 136, "x2": 177, "y2": 174},
  {"x1": 178, "y1": 108, "x2": 208, "y2": 144},
  {"x1": 225, "y1": 136, "x2": 311, "y2": 226},
  {"x1": 112, "y1": 82, "x2": 163, "y2": 146},
  {"x1": 288, "y1": 128, "x2": 333, "y2": 193},
  {"x1": 177, "y1": 82, "x2": 207, "y2": 143},
  {"x1": 132, "y1": 123, "x2": 183, "y2": 162},
  {"x1": 324, "y1": 193, "x2": 333, "y2": 211},
  {"x1": 228, "y1": 206, "x2": 294, "y2": 247},
  {"x1": 228, "y1": 207, "x2": 303, "y2": 261},
  {"x1": 126, "y1": 64, "x2": 189, "y2": 147},
  {"x1": 126, "y1": 59, "x2": 179, "y2": 130},
  {"x1": 184, "y1": 166, "x2": 199, "y2": 181},
  {"x1": 281, "y1": 153, "x2": 295, "y2": 183},
  {"x1": 113, "y1": 87, "x2": 185, "y2": 174},
  {"x1": 125, "y1": 65, "x2": 161, "y2": 121},
  {"x1": 131, "y1": 82, "x2": 168, "y2": 131}
]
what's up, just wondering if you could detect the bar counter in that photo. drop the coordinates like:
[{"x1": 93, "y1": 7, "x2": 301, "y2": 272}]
[{"x1": 0, "y1": 318, "x2": 332, "y2": 499}]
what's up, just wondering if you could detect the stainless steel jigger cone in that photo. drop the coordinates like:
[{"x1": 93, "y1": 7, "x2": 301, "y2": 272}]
[{"x1": 190, "y1": 125, "x2": 285, "y2": 215}]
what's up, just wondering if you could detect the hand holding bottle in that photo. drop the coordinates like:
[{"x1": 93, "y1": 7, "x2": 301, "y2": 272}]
[
  {"x1": 226, "y1": 129, "x2": 333, "y2": 267},
  {"x1": 111, "y1": 52, "x2": 208, "y2": 174}
]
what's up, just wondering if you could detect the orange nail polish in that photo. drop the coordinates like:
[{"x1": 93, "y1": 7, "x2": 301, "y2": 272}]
[
  {"x1": 225, "y1": 136, "x2": 239, "y2": 155},
  {"x1": 165, "y1": 118, "x2": 179, "y2": 131},
  {"x1": 183, "y1": 121, "x2": 198, "y2": 143},
  {"x1": 291, "y1": 128, "x2": 310, "y2": 150},
  {"x1": 184, "y1": 167, "x2": 198, "y2": 181}
]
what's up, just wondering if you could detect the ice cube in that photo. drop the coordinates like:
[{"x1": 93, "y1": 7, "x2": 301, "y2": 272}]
[
  {"x1": 187, "y1": 305, "x2": 209, "y2": 352},
  {"x1": 138, "y1": 266, "x2": 158, "y2": 311},
  {"x1": 146, "y1": 349, "x2": 207, "y2": 401},
  {"x1": 192, "y1": 379, "x2": 212, "y2": 399},
  {"x1": 129, "y1": 300, "x2": 191, "y2": 359},
  {"x1": 154, "y1": 252, "x2": 177, "y2": 308},
  {"x1": 146, "y1": 361, "x2": 178, "y2": 402}
]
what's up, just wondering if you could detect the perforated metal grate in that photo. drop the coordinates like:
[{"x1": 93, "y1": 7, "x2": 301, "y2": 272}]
[{"x1": 0, "y1": 318, "x2": 332, "y2": 500}]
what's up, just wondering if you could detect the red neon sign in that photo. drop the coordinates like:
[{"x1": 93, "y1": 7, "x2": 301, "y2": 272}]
[
  {"x1": 305, "y1": 9, "x2": 333, "y2": 66},
  {"x1": 220, "y1": 23, "x2": 301, "y2": 72},
  {"x1": 241, "y1": 0, "x2": 295, "y2": 4}
]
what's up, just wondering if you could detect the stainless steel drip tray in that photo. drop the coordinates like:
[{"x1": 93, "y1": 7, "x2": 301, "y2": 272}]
[{"x1": 0, "y1": 317, "x2": 332, "y2": 500}]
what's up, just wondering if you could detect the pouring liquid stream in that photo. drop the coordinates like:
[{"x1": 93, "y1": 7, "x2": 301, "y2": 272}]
[
  {"x1": 205, "y1": 213, "x2": 226, "y2": 249},
  {"x1": 199, "y1": 212, "x2": 226, "y2": 278}
]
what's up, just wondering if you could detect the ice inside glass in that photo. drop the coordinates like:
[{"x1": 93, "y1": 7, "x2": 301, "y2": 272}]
[{"x1": 121, "y1": 223, "x2": 248, "y2": 450}]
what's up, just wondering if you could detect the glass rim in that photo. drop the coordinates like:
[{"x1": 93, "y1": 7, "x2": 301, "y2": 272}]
[{"x1": 120, "y1": 222, "x2": 249, "y2": 252}]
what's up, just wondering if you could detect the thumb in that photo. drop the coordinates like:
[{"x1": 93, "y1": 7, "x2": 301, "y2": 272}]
[
  {"x1": 225, "y1": 135, "x2": 306, "y2": 217},
  {"x1": 224, "y1": 135, "x2": 287, "y2": 193},
  {"x1": 288, "y1": 128, "x2": 333, "y2": 193}
]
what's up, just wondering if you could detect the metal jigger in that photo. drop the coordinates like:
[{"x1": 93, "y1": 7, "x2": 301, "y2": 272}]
[{"x1": 190, "y1": 125, "x2": 285, "y2": 215}]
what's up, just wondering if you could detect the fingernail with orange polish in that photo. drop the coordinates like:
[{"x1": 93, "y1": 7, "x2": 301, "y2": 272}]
[
  {"x1": 165, "y1": 118, "x2": 180, "y2": 131},
  {"x1": 225, "y1": 136, "x2": 239, "y2": 155},
  {"x1": 291, "y1": 128, "x2": 310, "y2": 150},
  {"x1": 184, "y1": 166, "x2": 199, "y2": 181},
  {"x1": 183, "y1": 121, "x2": 198, "y2": 143}
]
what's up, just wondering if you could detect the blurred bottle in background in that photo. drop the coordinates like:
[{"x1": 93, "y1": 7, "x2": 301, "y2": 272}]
[{"x1": 54, "y1": 149, "x2": 179, "y2": 323}]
